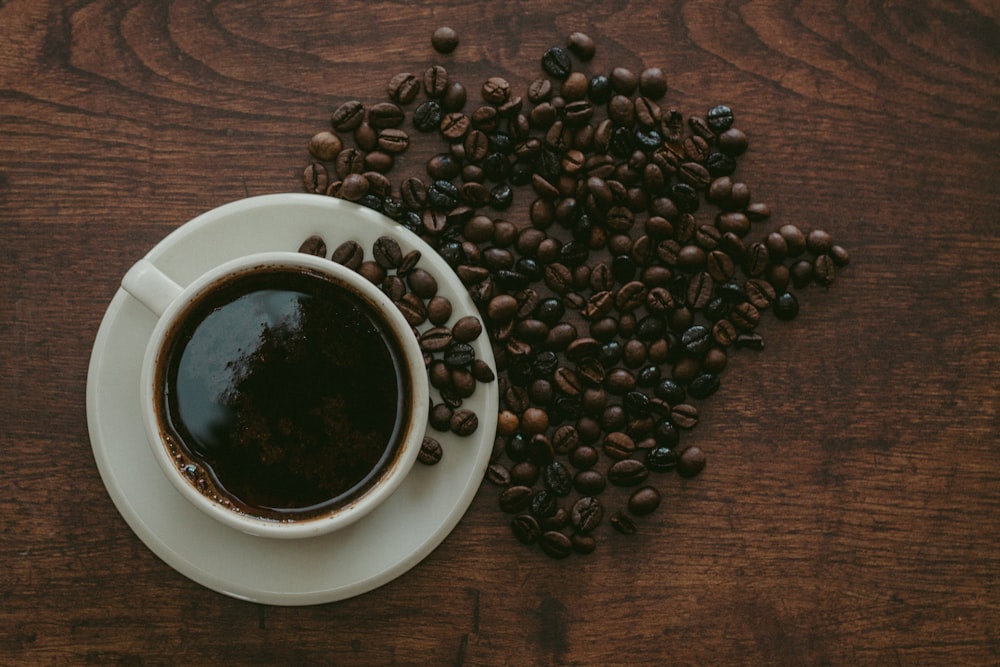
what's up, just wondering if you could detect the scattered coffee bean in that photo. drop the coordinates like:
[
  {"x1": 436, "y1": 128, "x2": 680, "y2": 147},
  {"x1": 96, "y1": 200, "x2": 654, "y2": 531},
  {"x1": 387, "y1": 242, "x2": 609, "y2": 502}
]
[
  {"x1": 299, "y1": 29, "x2": 850, "y2": 559},
  {"x1": 432, "y1": 26, "x2": 459, "y2": 54}
]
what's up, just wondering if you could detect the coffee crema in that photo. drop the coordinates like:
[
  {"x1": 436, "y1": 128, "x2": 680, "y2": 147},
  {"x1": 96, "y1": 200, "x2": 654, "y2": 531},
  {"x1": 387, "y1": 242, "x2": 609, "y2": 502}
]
[{"x1": 155, "y1": 266, "x2": 410, "y2": 520}]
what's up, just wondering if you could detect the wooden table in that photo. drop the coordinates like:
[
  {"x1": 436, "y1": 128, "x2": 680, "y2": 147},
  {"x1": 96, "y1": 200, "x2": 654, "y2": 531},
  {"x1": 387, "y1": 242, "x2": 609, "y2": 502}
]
[{"x1": 2, "y1": 1, "x2": 997, "y2": 664}]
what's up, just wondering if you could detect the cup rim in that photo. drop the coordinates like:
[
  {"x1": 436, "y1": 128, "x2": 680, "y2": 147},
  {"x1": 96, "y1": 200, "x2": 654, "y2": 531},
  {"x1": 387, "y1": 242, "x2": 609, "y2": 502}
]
[{"x1": 138, "y1": 250, "x2": 429, "y2": 539}]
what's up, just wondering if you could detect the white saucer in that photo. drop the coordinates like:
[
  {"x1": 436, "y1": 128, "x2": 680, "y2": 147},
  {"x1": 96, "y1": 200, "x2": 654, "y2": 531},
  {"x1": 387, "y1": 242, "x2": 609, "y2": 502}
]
[{"x1": 87, "y1": 194, "x2": 498, "y2": 605}]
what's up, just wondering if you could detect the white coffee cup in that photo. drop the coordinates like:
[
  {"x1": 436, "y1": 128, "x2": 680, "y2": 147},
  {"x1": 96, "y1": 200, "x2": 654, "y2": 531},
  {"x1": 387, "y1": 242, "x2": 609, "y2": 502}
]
[{"x1": 122, "y1": 251, "x2": 429, "y2": 539}]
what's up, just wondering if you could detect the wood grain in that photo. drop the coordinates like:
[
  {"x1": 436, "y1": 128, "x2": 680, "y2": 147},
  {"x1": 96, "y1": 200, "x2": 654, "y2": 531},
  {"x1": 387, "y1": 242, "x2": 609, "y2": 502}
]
[{"x1": 2, "y1": 1, "x2": 998, "y2": 664}]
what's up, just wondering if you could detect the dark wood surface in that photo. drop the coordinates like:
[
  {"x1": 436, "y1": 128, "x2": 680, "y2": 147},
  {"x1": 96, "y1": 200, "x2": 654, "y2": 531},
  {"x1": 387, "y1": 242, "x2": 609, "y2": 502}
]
[{"x1": 2, "y1": 1, "x2": 998, "y2": 664}]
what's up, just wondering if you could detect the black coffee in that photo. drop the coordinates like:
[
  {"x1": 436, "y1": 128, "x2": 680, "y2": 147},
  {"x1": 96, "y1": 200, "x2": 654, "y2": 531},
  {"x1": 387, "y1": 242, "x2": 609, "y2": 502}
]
[{"x1": 157, "y1": 267, "x2": 410, "y2": 519}]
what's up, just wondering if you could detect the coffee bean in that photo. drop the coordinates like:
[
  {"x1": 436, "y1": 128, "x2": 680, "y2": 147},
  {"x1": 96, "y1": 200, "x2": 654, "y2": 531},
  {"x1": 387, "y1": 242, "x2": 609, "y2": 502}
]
[
  {"x1": 543, "y1": 461, "x2": 573, "y2": 496},
  {"x1": 813, "y1": 253, "x2": 837, "y2": 286},
  {"x1": 418, "y1": 436, "x2": 443, "y2": 465},
  {"x1": 689, "y1": 373, "x2": 720, "y2": 399},
  {"x1": 551, "y1": 424, "x2": 580, "y2": 454},
  {"x1": 608, "y1": 458, "x2": 649, "y2": 486},
  {"x1": 610, "y1": 511, "x2": 637, "y2": 535},
  {"x1": 413, "y1": 100, "x2": 443, "y2": 132},
  {"x1": 297, "y1": 234, "x2": 327, "y2": 258},
  {"x1": 628, "y1": 486, "x2": 661, "y2": 516},
  {"x1": 521, "y1": 407, "x2": 550, "y2": 436},
  {"x1": 671, "y1": 403, "x2": 700, "y2": 429},
  {"x1": 419, "y1": 327, "x2": 454, "y2": 353},
  {"x1": 639, "y1": 67, "x2": 668, "y2": 99},
  {"x1": 774, "y1": 292, "x2": 800, "y2": 320},
  {"x1": 331, "y1": 240, "x2": 363, "y2": 270},
  {"x1": 452, "y1": 315, "x2": 483, "y2": 342},
  {"x1": 830, "y1": 244, "x2": 851, "y2": 266},
  {"x1": 541, "y1": 47, "x2": 572, "y2": 80},
  {"x1": 472, "y1": 359, "x2": 495, "y2": 383},
  {"x1": 449, "y1": 408, "x2": 478, "y2": 436},
  {"x1": 530, "y1": 489, "x2": 558, "y2": 519},
  {"x1": 511, "y1": 513, "x2": 541, "y2": 543},
  {"x1": 566, "y1": 31, "x2": 595, "y2": 60},
  {"x1": 331, "y1": 100, "x2": 365, "y2": 131},
  {"x1": 539, "y1": 530, "x2": 573, "y2": 558},
  {"x1": 444, "y1": 342, "x2": 475, "y2": 369},
  {"x1": 686, "y1": 272, "x2": 714, "y2": 309},
  {"x1": 387, "y1": 72, "x2": 420, "y2": 105},
  {"x1": 571, "y1": 496, "x2": 603, "y2": 532},
  {"x1": 646, "y1": 446, "x2": 678, "y2": 472},
  {"x1": 678, "y1": 445, "x2": 706, "y2": 478},
  {"x1": 573, "y1": 469, "x2": 606, "y2": 495},
  {"x1": 603, "y1": 431, "x2": 635, "y2": 459},
  {"x1": 432, "y1": 26, "x2": 459, "y2": 53}
]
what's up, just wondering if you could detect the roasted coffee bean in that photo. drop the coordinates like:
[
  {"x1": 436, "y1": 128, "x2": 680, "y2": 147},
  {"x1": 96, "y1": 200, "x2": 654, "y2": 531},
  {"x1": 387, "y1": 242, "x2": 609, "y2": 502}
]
[
  {"x1": 566, "y1": 31, "x2": 596, "y2": 60},
  {"x1": 573, "y1": 469, "x2": 606, "y2": 495},
  {"x1": 308, "y1": 130, "x2": 343, "y2": 161},
  {"x1": 671, "y1": 403, "x2": 700, "y2": 429},
  {"x1": 521, "y1": 407, "x2": 550, "y2": 437},
  {"x1": 500, "y1": 485, "x2": 533, "y2": 513},
  {"x1": 539, "y1": 530, "x2": 572, "y2": 558},
  {"x1": 734, "y1": 332, "x2": 765, "y2": 350},
  {"x1": 813, "y1": 253, "x2": 837, "y2": 286},
  {"x1": 730, "y1": 302, "x2": 760, "y2": 331},
  {"x1": 444, "y1": 343, "x2": 475, "y2": 369},
  {"x1": 571, "y1": 496, "x2": 603, "y2": 532},
  {"x1": 419, "y1": 327, "x2": 454, "y2": 353},
  {"x1": 616, "y1": 281, "x2": 647, "y2": 313},
  {"x1": 369, "y1": 236, "x2": 402, "y2": 270},
  {"x1": 543, "y1": 461, "x2": 573, "y2": 496},
  {"x1": 689, "y1": 373, "x2": 720, "y2": 399},
  {"x1": 719, "y1": 127, "x2": 749, "y2": 155},
  {"x1": 575, "y1": 357, "x2": 604, "y2": 388},
  {"x1": 541, "y1": 46, "x2": 572, "y2": 80},
  {"x1": 554, "y1": 366, "x2": 583, "y2": 397},
  {"x1": 297, "y1": 234, "x2": 327, "y2": 258},
  {"x1": 413, "y1": 100, "x2": 443, "y2": 133},
  {"x1": 608, "y1": 458, "x2": 649, "y2": 486},
  {"x1": 429, "y1": 402, "x2": 453, "y2": 432},
  {"x1": 603, "y1": 431, "x2": 635, "y2": 459},
  {"x1": 830, "y1": 244, "x2": 851, "y2": 266},
  {"x1": 774, "y1": 291, "x2": 800, "y2": 320},
  {"x1": 570, "y1": 444, "x2": 599, "y2": 470},
  {"x1": 468, "y1": 359, "x2": 493, "y2": 384},
  {"x1": 677, "y1": 445, "x2": 706, "y2": 478},
  {"x1": 511, "y1": 513, "x2": 541, "y2": 544},
  {"x1": 652, "y1": 418, "x2": 679, "y2": 447},
  {"x1": 544, "y1": 263, "x2": 573, "y2": 294},
  {"x1": 387, "y1": 72, "x2": 421, "y2": 104},
  {"x1": 655, "y1": 379, "x2": 685, "y2": 405},
  {"x1": 686, "y1": 272, "x2": 714, "y2": 309},
  {"x1": 681, "y1": 325, "x2": 712, "y2": 357},
  {"x1": 422, "y1": 297, "x2": 450, "y2": 328},
  {"x1": 628, "y1": 486, "x2": 661, "y2": 516},
  {"x1": 331, "y1": 100, "x2": 365, "y2": 131},
  {"x1": 610, "y1": 511, "x2": 637, "y2": 535},
  {"x1": 510, "y1": 461, "x2": 540, "y2": 486},
  {"x1": 451, "y1": 315, "x2": 483, "y2": 343},
  {"x1": 331, "y1": 240, "x2": 363, "y2": 270},
  {"x1": 448, "y1": 408, "x2": 477, "y2": 436},
  {"x1": 431, "y1": 26, "x2": 460, "y2": 53},
  {"x1": 646, "y1": 445, "x2": 678, "y2": 472},
  {"x1": 418, "y1": 436, "x2": 443, "y2": 465},
  {"x1": 605, "y1": 368, "x2": 636, "y2": 395},
  {"x1": 302, "y1": 162, "x2": 328, "y2": 194},
  {"x1": 530, "y1": 489, "x2": 558, "y2": 519},
  {"x1": 597, "y1": 341, "x2": 622, "y2": 369},
  {"x1": 551, "y1": 424, "x2": 580, "y2": 454}
]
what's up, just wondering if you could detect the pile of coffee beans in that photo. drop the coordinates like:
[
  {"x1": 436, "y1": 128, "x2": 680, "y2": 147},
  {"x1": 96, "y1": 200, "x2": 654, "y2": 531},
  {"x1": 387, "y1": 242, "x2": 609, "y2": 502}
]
[
  {"x1": 299, "y1": 29, "x2": 849, "y2": 557},
  {"x1": 298, "y1": 233, "x2": 494, "y2": 464}
]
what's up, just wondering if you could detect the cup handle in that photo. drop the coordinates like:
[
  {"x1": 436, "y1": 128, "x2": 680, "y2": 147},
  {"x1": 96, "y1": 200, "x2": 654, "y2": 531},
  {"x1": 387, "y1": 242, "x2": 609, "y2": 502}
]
[{"x1": 121, "y1": 259, "x2": 183, "y2": 318}]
